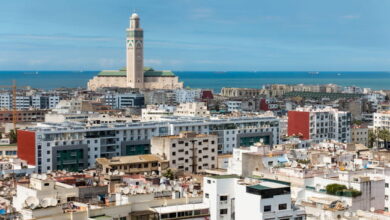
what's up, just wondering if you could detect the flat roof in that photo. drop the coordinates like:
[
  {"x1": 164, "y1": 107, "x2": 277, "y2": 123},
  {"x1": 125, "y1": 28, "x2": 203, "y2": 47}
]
[
  {"x1": 153, "y1": 203, "x2": 208, "y2": 214},
  {"x1": 208, "y1": 175, "x2": 238, "y2": 179},
  {"x1": 96, "y1": 154, "x2": 164, "y2": 166}
]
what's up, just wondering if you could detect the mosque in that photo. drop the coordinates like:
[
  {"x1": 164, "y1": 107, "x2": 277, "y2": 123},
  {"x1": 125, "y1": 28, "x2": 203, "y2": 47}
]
[{"x1": 88, "y1": 13, "x2": 183, "y2": 91}]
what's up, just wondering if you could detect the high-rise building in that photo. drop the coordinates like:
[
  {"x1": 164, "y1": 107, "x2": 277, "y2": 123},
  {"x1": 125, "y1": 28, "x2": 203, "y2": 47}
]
[
  {"x1": 126, "y1": 13, "x2": 144, "y2": 88},
  {"x1": 288, "y1": 106, "x2": 351, "y2": 143},
  {"x1": 87, "y1": 13, "x2": 183, "y2": 90}
]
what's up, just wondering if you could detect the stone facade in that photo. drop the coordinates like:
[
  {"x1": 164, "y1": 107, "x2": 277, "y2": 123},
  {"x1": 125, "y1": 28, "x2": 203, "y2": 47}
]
[{"x1": 88, "y1": 13, "x2": 183, "y2": 91}]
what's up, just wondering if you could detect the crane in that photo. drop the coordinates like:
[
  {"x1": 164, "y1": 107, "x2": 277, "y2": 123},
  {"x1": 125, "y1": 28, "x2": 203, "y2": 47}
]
[{"x1": 0, "y1": 80, "x2": 28, "y2": 132}]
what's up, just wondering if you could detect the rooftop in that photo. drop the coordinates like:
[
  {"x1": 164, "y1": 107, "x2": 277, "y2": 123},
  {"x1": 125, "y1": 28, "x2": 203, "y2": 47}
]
[
  {"x1": 97, "y1": 67, "x2": 176, "y2": 77},
  {"x1": 208, "y1": 174, "x2": 238, "y2": 179},
  {"x1": 96, "y1": 154, "x2": 164, "y2": 166}
]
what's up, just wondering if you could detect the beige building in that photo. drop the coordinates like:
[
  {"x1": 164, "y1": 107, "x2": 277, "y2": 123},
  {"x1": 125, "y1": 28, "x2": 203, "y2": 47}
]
[
  {"x1": 351, "y1": 125, "x2": 369, "y2": 146},
  {"x1": 174, "y1": 102, "x2": 210, "y2": 117},
  {"x1": 95, "y1": 154, "x2": 168, "y2": 175},
  {"x1": 0, "y1": 144, "x2": 17, "y2": 158},
  {"x1": 88, "y1": 13, "x2": 183, "y2": 91},
  {"x1": 151, "y1": 132, "x2": 218, "y2": 173}
]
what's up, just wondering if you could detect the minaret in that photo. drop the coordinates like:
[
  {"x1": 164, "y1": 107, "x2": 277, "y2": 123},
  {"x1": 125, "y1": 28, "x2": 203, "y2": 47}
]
[{"x1": 126, "y1": 13, "x2": 144, "y2": 88}]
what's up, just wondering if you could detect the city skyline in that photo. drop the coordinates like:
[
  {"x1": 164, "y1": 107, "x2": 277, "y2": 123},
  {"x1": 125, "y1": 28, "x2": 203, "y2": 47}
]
[{"x1": 1, "y1": 0, "x2": 390, "y2": 71}]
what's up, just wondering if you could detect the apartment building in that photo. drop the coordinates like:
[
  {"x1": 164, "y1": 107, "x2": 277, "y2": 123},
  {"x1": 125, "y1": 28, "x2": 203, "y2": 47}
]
[
  {"x1": 174, "y1": 89, "x2": 201, "y2": 103},
  {"x1": 0, "y1": 109, "x2": 46, "y2": 123},
  {"x1": 288, "y1": 106, "x2": 351, "y2": 143},
  {"x1": 95, "y1": 154, "x2": 168, "y2": 175},
  {"x1": 174, "y1": 102, "x2": 210, "y2": 117},
  {"x1": 0, "y1": 93, "x2": 60, "y2": 110},
  {"x1": 203, "y1": 175, "x2": 305, "y2": 220},
  {"x1": 141, "y1": 105, "x2": 175, "y2": 121},
  {"x1": 373, "y1": 111, "x2": 390, "y2": 131},
  {"x1": 151, "y1": 132, "x2": 218, "y2": 173},
  {"x1": 17, "y1": 115, "x2": 279, "y2": 173},
  {"x1": 351, "y1": 125, "x2": 369, "y2": 146},
  {"x1": 224, "y1": 101, "x2": 242, "y2": 112},
  {"x1": 103, "y1": 92, "x2": 144, "y2": 109}
]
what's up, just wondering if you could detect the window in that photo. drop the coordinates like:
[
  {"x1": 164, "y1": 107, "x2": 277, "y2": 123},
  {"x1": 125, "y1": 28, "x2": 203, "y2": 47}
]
[
  {"x1": 220, "y1": 195, "x2": 228, "y2": 201},
  {"x1": 207, "y1": 180, "x2": 211, "y2": 184},
  {"x1": 220, "y1": 209, "x2": 228, "y2": 215},
  {"x1": 386, "y1": 183, "x2": 389, "y2": 188},
  {"x1": 205, "y1": 193, "x2": 209, "y2": 198},
  {"x1": 279, "y1": 203, "x2": 287, "y2": 210},
  {"x1": 263, "y1": 205, "x2": 271, "y2": 212}
]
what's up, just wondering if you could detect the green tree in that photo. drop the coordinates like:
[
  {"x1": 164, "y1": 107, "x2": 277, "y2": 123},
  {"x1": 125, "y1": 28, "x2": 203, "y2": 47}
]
[
  {"x1": 162, "y1": 169, "x2": 176, "y2": 180},
  {"x1": 8, "y1": 129, "x2": 17, "y2": 144},
  {"x1": 377, "y1": 129, "x2": 390, "y2": 148},
  {"x1": 368, "y1": 130, "x2": 376, "y2": 148},
  {"x1": 326, "y1": 184, "x2": 347, "y2": 195}
]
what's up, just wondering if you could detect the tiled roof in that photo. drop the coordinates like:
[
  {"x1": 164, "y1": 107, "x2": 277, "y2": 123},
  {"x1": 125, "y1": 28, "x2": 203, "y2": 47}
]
[{"x1": 97, "y1": 67, "x2": 176, "y2": 77}]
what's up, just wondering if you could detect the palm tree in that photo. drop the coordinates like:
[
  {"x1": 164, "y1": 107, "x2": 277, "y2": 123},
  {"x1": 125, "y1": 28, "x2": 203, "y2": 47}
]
[
  {"x1": 368, "y1": 130, "x2": 376, "y2": 148},
  {"x1": 8, "y1": 129, "x2": 17, "y2": 144},
  {"x1": 377, "y1": 129, "x2": 390, "y2": 148}
]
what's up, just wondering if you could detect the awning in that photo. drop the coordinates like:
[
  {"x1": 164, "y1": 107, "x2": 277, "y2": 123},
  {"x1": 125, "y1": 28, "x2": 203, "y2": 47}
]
[{"x1": 278, "y1": 157, "x2": 288, "y2": 163}]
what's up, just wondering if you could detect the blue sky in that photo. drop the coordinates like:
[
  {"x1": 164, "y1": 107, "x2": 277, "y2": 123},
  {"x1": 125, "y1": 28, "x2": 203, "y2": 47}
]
[{"x1": 0, "y1": 0, "x2": 390, "y2": 71}]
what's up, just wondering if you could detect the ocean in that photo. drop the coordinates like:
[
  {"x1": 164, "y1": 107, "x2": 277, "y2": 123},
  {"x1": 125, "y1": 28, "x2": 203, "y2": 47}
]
[{"x1": 0, "y1": 71, "x2": 390, "y2": 92}]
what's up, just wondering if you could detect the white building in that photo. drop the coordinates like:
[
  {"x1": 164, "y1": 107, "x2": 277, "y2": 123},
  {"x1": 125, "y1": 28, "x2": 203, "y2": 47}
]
[
  {"x1": 13, "y1": 176, "x2": 78, "y2": 213},
  {"x1": 174, "y1": 89, "x2": 201, "y2": 103},
  {"x1": 18, "y1": 115, "x2": 279, "y2": 173},
  {"x1": 227, "y1": 144, "x2": 289, "y2": 177},
  {"x1": 174, "y1": 102, "x2": 210, "y2": 118},
  {"x1": 151, "y1": 132, "x2": 218, "y2": 173},
  {"x1": 141, "y1": 105, "x2": 176, "y2": 121},
  {"x1": 302, "y1": 171, "x2": 385, "y2": 212},
  {"x1": 103, "y1": 93, "x2": 144, "y2": 109},
  {"x1": 288, "y1": 106, "x2": 352, "y2": 143},
  {"x1": 374, "y1": 111, "x2": 390, "y2": 131},
  {"x1": 203, "y1": 175, "x2": 305, "y2": 220},
  {"x1": 87, "y1": 13, "x2": 183, "y2": 90},
  {"x1": 225, "y1": 101, "x2": 242, "y2": 112},
  {"x1": 0, "y1": 93, "x2": 60, "y2": 110}
]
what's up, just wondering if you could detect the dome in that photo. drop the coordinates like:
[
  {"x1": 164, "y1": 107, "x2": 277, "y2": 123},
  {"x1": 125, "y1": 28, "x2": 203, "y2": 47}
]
[{"x1": 131, "y1": 13, "x2": 139, "y2": 19}]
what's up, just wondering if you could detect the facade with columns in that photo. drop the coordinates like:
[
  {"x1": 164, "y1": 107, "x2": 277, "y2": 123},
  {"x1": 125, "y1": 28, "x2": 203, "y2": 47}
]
[{"x1": 88, "y1": 13, "x2": 183, "y2": 91}]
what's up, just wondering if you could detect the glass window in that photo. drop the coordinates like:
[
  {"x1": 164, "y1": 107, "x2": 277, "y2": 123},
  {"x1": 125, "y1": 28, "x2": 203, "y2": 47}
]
[{"x1": 279, "y1": 203, "x2": 287, "y2": 210}]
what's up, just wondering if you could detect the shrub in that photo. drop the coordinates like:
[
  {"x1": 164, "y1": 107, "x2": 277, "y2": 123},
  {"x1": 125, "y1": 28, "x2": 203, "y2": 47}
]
[{"x1": 326, "y1": 184, "x2": 347, "y2": 195}]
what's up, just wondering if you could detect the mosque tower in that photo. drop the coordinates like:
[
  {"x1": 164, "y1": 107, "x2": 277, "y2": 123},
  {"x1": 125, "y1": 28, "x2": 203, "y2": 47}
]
[{"x1": 126, "y1": 13, "x2": 144, "y2": 88}]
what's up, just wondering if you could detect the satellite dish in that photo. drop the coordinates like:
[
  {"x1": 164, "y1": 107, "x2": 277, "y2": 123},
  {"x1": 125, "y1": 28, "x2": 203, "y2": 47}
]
[
  {"x1": 344, "y1": 212, "x2": 351, "y2": 217},
  {"x1": 159, "y1": 184, "x2": 166, "y2": 191},
  {"x1": 113, "y1": 170, "x2": 119, "y2": 175},
  {"x1": 370, "y1": 207, "x2": 375, "y2": 212},
  {"x1": 50, "y1": 198, "x2": 58, "y2": 206},
  {"x1": 123, "y1": 188, "x2": 130, "y2": 194},
  {"x1": 119, "y1": 172, "x2": 125, "y2": 176},
  {"x1": 41, "y1": 174, "x2": 47, "y2": 180},
  {"x1": 40, "y1": 198, "x2": 49, "y2": 208},
  {"x1": 25, "y1": 196, "x2": 39, "y2": 209}
]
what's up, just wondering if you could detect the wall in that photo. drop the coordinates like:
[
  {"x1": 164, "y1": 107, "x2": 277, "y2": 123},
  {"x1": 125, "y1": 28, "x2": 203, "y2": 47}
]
[
  {"x1": 288, "y1": 111, "x2": 310, "y2": 139},
  {"x1": 17, "y1": 130, "x2": 36, "y2": 165}
]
